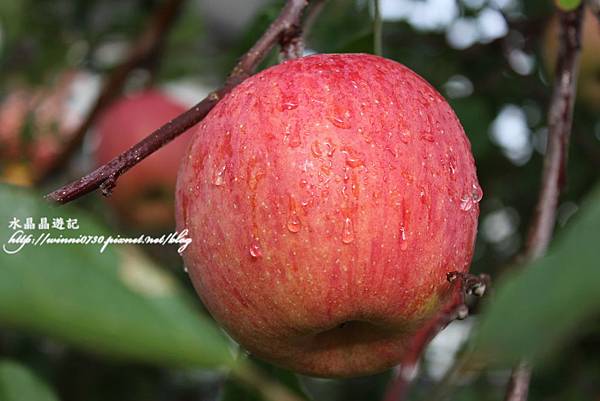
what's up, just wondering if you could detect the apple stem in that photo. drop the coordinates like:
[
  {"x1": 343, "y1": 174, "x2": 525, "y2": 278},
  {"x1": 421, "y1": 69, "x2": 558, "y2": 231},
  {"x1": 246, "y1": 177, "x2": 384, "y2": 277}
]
[
  {"x1": 38, "y1": 0, "x2": 186, "y2": 183},
  {"x1": 504, "y1": 4, "x2": 584, "y2": 401},
  {"x1": 45, "y1": 0, "x2": 310, "y2": 204}
]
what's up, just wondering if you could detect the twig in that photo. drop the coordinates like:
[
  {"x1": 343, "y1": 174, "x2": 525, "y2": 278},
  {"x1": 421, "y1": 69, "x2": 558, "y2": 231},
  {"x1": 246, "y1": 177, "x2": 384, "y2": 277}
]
[
  {"x1": 38, "y1": 0, "x2": 185, "y2": 182},
  {"x1": 521, "y1": 4, "x2": 584, "y2": 262},
  {"x1": 302, "y1": 0, "x2": 326, "y2": 41},
  {"x1": 382, "y1": 272, "x2": 490, "y2": 401},
  {"x1": 504, "y1": 4, "x2": 584, "y2": 401},
  {"x1": 504, "y1": 362, "x2": 532, "y2": 401},
  {"x1": 279, "y1": 24, "x2": 304, "y2": 61},
  {"x1": 46, "y1": 0, "x2": 309, "y2": 204},
  {"x1": 373, "y1": 0, "x2": 383, "y2": 56}
]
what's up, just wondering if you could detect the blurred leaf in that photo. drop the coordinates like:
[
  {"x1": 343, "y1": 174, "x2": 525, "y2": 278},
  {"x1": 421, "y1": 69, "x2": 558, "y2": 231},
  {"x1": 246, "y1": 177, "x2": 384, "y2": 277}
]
[
  {"x1": 221, "y1": 354, "x2": 310, "y2": 401},
  {"x1": 0, "y1": 359, "x2": 58, "y2": 401},
  {"x1": 555, "y1": 0, "x2": 581, "y2": 11},
  {"x1": 467, "y1": 185, "x2": 600, "y2": 367},
  {"x1": 0, "y1": 184, "x2": 233, "y2": 369}
]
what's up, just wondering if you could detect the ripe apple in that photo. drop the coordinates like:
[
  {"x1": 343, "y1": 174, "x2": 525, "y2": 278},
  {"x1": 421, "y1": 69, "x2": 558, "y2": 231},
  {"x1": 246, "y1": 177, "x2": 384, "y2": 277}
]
[
  {"x1": 543, "y1": 9, "x2": 600, "y2": 110},
  {"x1": 176, "y1": 54, "x2": 481, "y2": 377},
  {"x1": 0, "y1": 70, "x2": 90, "y2": 185},
  {"x1": 94, "y1": 90, "x2": 192, "y2": 231}
]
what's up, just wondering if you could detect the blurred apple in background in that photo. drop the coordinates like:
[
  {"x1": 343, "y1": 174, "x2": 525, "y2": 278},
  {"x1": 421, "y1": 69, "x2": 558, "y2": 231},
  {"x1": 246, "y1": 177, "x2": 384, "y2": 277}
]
[
  {"x1": 543, "y1": 9, "x2": 600, "y2": 111},
  {"x1": 0, "y1": 70, "x2": 98, "y2": 185},
  {"x1": 94, "y1": 89, "x2": 193, "y2": 232}
]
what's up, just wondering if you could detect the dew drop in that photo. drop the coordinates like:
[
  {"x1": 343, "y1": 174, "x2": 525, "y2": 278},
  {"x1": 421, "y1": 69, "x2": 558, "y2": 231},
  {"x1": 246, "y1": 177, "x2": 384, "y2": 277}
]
[
  {"x1": 459, "y1": 195, "x2": 473, "y2": 212},
  {"x1": 213, "y1": 165, "x2": 226, "y2": 186},
  {"x1": 330, "y1": 110, "x2": 352, "y2": 129},
  {"x1": 341, "y1": 217, "x2": 354, "y2": 244},
  {"x1": 399, "y1": 130, "x2": 411, "y2": 144},
  {"x1": 420, "y1": 133, "x2": 435, "y2": 142},
  {"x1": 289, "y1": 134, "x2": 301, "y2": 148},
  {"x1": 399, "y1": 225, "x2": 408, "y2": 251},
  {"x1": 448, "y1": 154, "x2": 457, "y2": 175},
  {"x1": 471, "y1": 182, "x2": 483, "y2": 203},
  {"x1": 311, "y1": 140, "x2": 323, "y2": 157},
  {"x1": 281, "y1": 100, "x2": 298, "y2": 111},
  {"x1": 287, "y1": 213, "x2": 301, "y2": 233},
  {"x1": 341, "y1": 147, "x2": 364, "y2": 168},
  {"x1": 249, "y1": 240, "x2": 262, "y2": 258}
]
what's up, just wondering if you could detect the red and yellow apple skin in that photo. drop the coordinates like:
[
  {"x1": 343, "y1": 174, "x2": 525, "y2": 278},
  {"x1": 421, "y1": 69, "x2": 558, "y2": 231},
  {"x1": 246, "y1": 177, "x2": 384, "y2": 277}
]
[
  {"x1": 176, "y1": 54, "x2": 481, "y2": 377},
  {"x1": 95, "y1": 90, "x2": 192, "y2": 231}
]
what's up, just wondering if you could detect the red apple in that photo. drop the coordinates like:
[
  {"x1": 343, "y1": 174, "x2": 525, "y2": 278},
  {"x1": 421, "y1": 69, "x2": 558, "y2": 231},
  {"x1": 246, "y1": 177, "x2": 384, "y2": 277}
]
[
  {"x1": 0, "y1": 70, "x2": 89, "y2": 185},
  {"x1": 95, "y1": 90, "x2": 192, "y2": 231},
  {"x1": 544, "y1": 9, "x2": 600, "y2": 110},
  {"x1": 176, "y1": 54, "x2": 481, "y2": 377}
]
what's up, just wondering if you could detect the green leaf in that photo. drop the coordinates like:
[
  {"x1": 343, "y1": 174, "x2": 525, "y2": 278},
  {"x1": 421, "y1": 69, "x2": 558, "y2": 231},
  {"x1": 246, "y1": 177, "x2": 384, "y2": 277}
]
[
  {"x1": 555, "y1": 0, "x2": 581, "y2": 11},
  {"x1": 467, "y1": 185, "x2": 600, "y2": 368},
  {"x1": 221, "y1": 355, "x2": 310, "y2": 401},
  {"x1": 0, "y1": 360, "x2": 58, "y2": 401},
  {"x1": 0, "y1": 184, "x2": 233, "y2": 369}
]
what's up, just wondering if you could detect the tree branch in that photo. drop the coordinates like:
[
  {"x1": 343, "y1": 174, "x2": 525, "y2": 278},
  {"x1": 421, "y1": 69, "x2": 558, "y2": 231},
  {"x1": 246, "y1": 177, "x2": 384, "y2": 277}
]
[
  {"x1": 504, "y1": 4, "x2": 584, "y2": 401},
  {"x1": 382, "y1": 272, "x2": 490, "y2": 401},
  {"x1": 373, "y1": 0, "x2": 383, "y2": 56},
  {"x1": 521, "y1": 4, "x2": 584, "y2": 262},
  {"x1": 46, "y1": 0, "x2": 309, "y2": 204},
  {"x1": 38, "y1": 0, "x2": 185, "y2": 182}
]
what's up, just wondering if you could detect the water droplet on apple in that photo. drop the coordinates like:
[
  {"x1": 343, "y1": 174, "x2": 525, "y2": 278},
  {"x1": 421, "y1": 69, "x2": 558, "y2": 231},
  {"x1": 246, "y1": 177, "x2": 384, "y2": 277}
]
[
  {"x1": 399, "y1": 225, "x2": 408, "y2": 251},
  {"x1": 330, "y1": 110, "x2": 352, "y2": 129},
  {"x1": 420, "y1": 133, "x2": 435, "y2": 142},
  {"x1": 213, "y1": 165, "x2": 226, "y2": 186},
  {"x1": 249, "y1": 240, "x2": 262, "y2": 258},
  {"x1": 341, "y1": 217, "x2": 354, "y2": 244},
  {"x1": 471, "y1": 182, "x2": 483, "y2": 203},
  {"x1": 459, "y1": 195, "x2": 473, "y2": 211},
  {"x1": 281, "y1": 100, "x2": 298, "y2": 110},
  {"x1": 311, "y1": 140, "x2": 323, "y2": 157},
  {"x1": 287, "y1": 213, "x2": 301, "y2": 233},
  {"x1": 341, "y1": 147, "x2": 364, "y2": 168},
  {"x1": 448, "y1": 154, "x2": 457, "y2": 175},
  {"x1": 399, "y1": 130, "x2": 411, "y2": 144}
]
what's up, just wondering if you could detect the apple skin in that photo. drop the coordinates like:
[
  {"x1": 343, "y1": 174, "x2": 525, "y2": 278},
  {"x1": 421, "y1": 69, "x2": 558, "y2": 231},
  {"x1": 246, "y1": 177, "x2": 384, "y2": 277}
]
[
  {"x1": 544, "y1": 9, "x2": 600, "y2": 110},
  {"x1": 176, "y1": 54, "x2": 481, "y2": 377},
  {"x1": 95, "y1": 90, "x2": 192, "y2": 231}
]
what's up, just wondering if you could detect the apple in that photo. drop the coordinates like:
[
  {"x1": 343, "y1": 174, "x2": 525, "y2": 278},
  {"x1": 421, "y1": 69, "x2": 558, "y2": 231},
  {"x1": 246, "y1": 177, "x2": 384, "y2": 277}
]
[
  {"x1": 0, "y1": 70, "x2": 90, "y2": 185},
  {"x1": 543, "y1": 9, "x2": 600, "y2": 110},
  {"x1": 176, "y1": 54, "x2": 481, "y2": 377},
  {"x1": 94, "y1": 90, "x2": 192, "y2": 231}
]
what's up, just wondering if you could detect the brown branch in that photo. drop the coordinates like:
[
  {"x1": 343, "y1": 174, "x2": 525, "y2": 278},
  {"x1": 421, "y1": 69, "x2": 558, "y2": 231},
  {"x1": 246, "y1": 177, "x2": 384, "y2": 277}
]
[
  {"x1": 302, "y1": 0, "x2": 326, "y2": 40},
  {"x1": 382, "y1": 272, "x2": 490, "y2": 401},
  {"x1": 38, "y1": 0, "x2": 185, "y2": 183},
  {"x1": 504, "y1": 4, "x2": 584, "y2": 401},
  {"x1": 279, "y1": 25, "x2": 304, "y2": 61},
  {"x1": 46, "y1": 0, "x2": 309, "y2": 204}
]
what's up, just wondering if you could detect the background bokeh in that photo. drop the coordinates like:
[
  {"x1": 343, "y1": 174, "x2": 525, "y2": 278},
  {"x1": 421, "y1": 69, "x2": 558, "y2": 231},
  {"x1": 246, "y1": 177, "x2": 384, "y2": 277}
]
[{"x1": 1, "y1": 0, "x2": 599, "y2": 400}]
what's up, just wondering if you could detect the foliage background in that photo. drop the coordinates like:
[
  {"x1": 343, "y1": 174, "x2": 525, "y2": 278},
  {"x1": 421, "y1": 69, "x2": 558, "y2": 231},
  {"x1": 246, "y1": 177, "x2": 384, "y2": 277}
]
[{"x1": 0, "y1": 0, "x2": 599, "y2": 400}]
